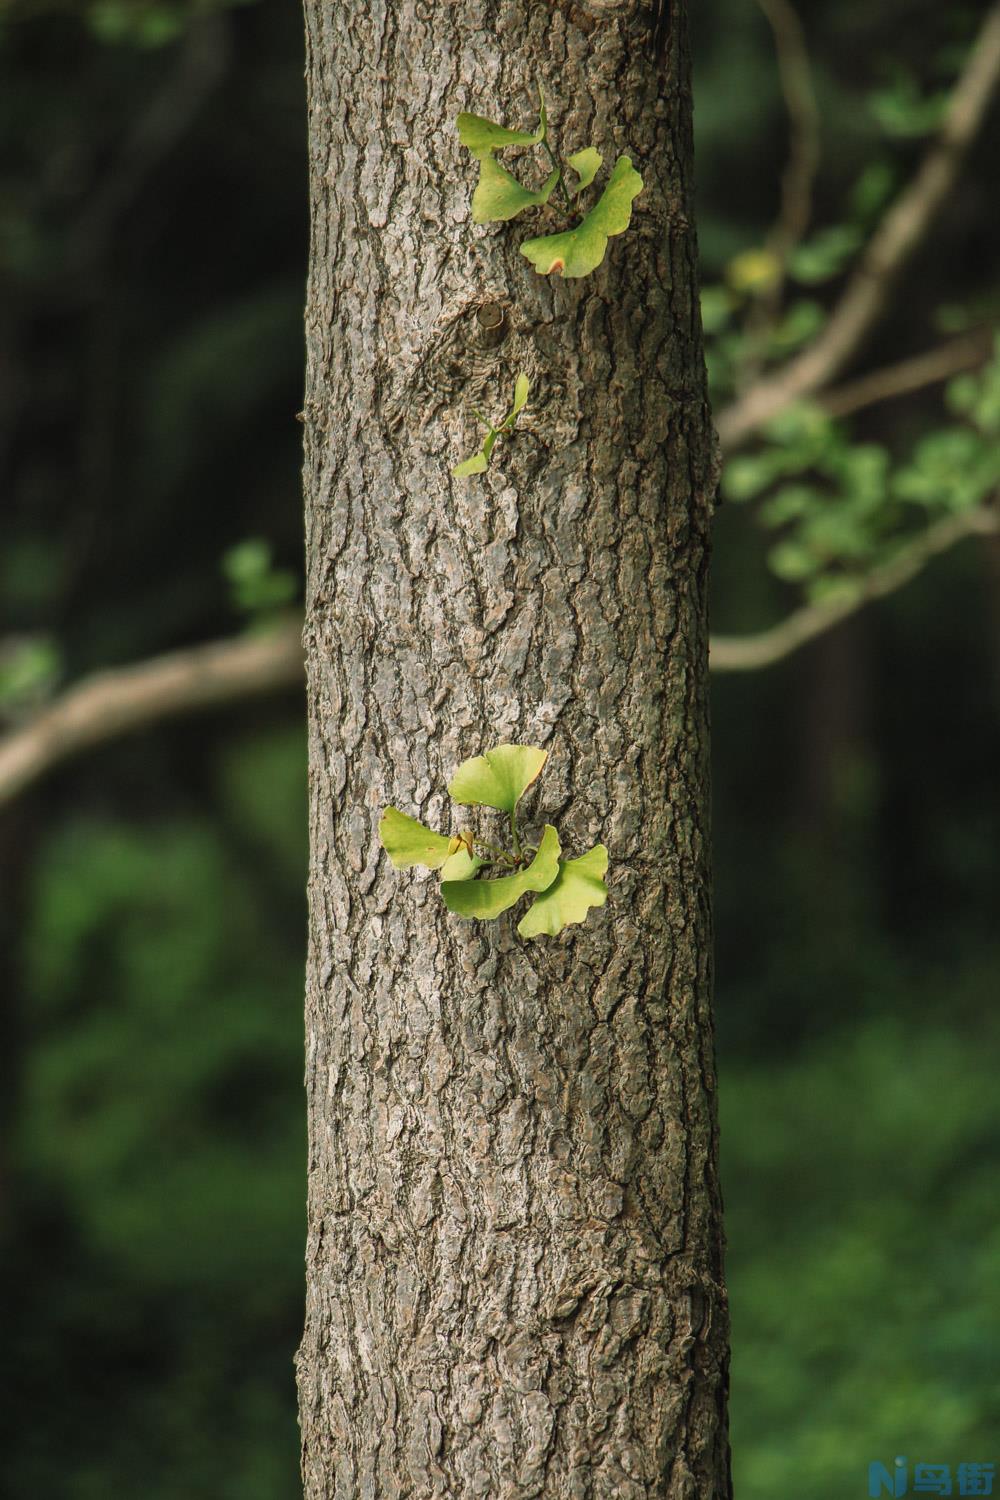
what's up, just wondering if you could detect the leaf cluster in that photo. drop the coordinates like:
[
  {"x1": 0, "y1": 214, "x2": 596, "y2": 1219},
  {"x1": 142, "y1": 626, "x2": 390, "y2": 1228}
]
[
  {"x1": 379, "y1": 744, "x2": 608, "y2": 940},
  {"x1": 456, "y1": 89, "x2": 642, "y2": 279},
  {"x1": 717, "y1": 342, "x2": 1000, "y2": 600}
]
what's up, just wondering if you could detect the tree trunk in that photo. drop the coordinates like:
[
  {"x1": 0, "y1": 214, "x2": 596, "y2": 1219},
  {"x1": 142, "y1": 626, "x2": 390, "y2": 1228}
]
[{"x1": 297, "y1": 3, "x2": 730, "y2": 1497}]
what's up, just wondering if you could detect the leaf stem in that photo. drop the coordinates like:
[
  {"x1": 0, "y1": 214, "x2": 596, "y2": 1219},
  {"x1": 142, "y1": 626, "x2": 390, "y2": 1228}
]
[
  {"x1": 509, "y1": 809, "x2": 522, "y2": 858},
  {"x1": 542, "y1": 137, "x2": 573, "y2": 209}
]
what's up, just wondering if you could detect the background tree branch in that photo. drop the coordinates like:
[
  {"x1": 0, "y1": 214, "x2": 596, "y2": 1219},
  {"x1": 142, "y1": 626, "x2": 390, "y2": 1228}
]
[
  {"x1": 820, "y1": 329, "x2": 995, "y2": 419},
  {"x1": 6, "y1": 494, "x2": 998, "y2": 801},
  {"x1": 756, "y1": 0, "x2": 820, "y2": 301},
  {"x1": 716, "y1": 0, "x2": 1000, "y2": 451},
  {"x1": 0, "y1": 618, "x2": 303, "y2": 807},
  {"x1": 710, "y1": 504, "x2": 999, "y2": 671}
]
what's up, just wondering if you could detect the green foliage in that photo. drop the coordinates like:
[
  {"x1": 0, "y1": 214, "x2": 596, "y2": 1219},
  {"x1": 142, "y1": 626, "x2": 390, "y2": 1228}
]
[
  {"x1": 788, "y1": 223, "x2": 862, "y2": 285},
  {"x1": 725, "y1": 1019, "x2": 1000, "y2": 1500},
  {"x1": 379, "y1": 744, "x2": 608, "y2": 939},
  {"x1": 222, "y1": 538, "x2": 298, "y2": 619},
  {"x1": 713, "y1": 343, "x2": 1000, "y2": 606},
  {"x1": 456, "y1": 95, "x2": 548, "y2": 155},
  {"x1": 453, "y1": 372, "x2": 530, "y2": 478},
  {"x1": 83, "y1": 0, "x2": 259, "y2": 48},
  {"x1": 441, "y1": 822, "x2": 561, "y2": 920},
  {"x1": 869, "y1": 70, "x2": 949, "y2": 138},
  {"x1": 455, "y1": 89, "x2": 642, "y2": 278},
  {"x1": 0, "y1": 634, "x2": 60, "y2": 713},
  {"x1": 6, "y1": 725, "x2": 308, "y2": 1499}
]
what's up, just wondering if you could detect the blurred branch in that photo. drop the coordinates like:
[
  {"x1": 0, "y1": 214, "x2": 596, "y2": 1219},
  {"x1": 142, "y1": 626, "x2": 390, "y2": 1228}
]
[
  {"x1": 820, "y1": 330, "x2": 995, "y2": 419},
  {"x1": 4, "y1": 509, "x2": 998, "y2": 796},
  {"x1": 0, "y1": 619, "x2": 303, "y2": 807},
  {"x1": 717, "y1": 1, "x2": 1000, "y2": 451},
  {"x1": 757, "y1": 0, "x2": 820, "y2": 294},
  {"x1": 709, "y1": 504, "x2": 999, "y2": 672}
]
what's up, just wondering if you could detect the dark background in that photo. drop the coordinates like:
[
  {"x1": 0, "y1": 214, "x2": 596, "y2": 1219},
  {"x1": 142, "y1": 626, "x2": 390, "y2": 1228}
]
[{"x1": 1, "y1": 2, "x2": 997, "y2": 1496}]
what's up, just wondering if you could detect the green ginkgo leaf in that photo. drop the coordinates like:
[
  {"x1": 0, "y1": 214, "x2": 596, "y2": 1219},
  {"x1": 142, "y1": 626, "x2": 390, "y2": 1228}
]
[
  {"x1": 520, "y1": 155, "x2": 643, "y2": 278},
  {"x1": 567, "y1": 146, "x2": 602, "y2": 195},
  {"x1": 452, "y1": 375, "x2": 530, "y2": 478},
  {"x1": 510, "y1": 372, "x2": 530, "y2": 418},
  {"x1": 517, "y1": 843, "x2": 609, "y2": 938},
  {"x1": 452, "y1": 449, "x2": 490, "y2": 478},
  {"x1": 448, "y1": 744, "x2": 548, "y2": 813},
  {"x1": 441, "y1": 824, "x2": 560, "y2": 920},
  {"x1": 379, "y1": 808, "x2": 460, "y2": 870},
  {"x1": 457, "y1": 89, "x2": 547, "y2": 157},
  {"x1": 472, "y1": 157, "x2": 561, "y2": 223}
]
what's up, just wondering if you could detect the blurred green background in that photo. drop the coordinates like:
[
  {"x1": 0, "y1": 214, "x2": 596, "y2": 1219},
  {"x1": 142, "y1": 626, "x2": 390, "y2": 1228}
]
[{"x1": 1, "y1": 2, "x2": 997, "y2": 1496}]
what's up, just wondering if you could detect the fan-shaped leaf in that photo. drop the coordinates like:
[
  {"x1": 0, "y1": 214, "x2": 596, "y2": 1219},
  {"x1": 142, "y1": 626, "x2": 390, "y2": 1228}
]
[
  {"x1": 448, "y1": 744, "x2": 547, "y2": 813},
  {"x1": 441, "y1": 824, "x2": 560, "y2": 920},
  {"x1": 520, "y1": 155, "x2": 642, "y2": 278},
  {"x1": 509, "y1": 372, "x2": 530, "y2": 420},
  {"x1": 457, "y1": 90, "x2": 547, "y2": 157},
  {"x1": 472, "y1": 157, "x2": 560, "y2": 224},
  {"x1": 517, "y1": 844, "x2": 609, "y2": 938},
  {"x1": 567, "y1": 147, "x2": 602, "y2": 195},
  {"x1": 379, "y1": 808, "x2": 459, "y2": 870}
]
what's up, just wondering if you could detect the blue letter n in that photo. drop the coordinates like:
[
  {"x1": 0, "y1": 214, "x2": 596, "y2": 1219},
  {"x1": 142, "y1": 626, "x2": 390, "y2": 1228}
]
[{"x1": 870, "y1": 1459, "x2": 908, "y2": 1497}]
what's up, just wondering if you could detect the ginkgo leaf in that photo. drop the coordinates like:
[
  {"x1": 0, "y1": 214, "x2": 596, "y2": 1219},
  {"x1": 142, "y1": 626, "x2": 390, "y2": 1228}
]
[
  {"x1": 453, "y1": 376, "x2": 529, "y2": 478},
  {"x1": 520, "y1": 155, "x2": 643, "y2": 278},
  {"x1": 448, "y1": 744, "x2": 548, "y2": 813},
  {"x1": 452, "y1": 449, "x2": 489, "y2": 478},
  {"x1": 379, "y1": 807, "x2": 460, "y2": 870},
  {"x1": 509, "y1": 372, "x2": 530, "y2": 421},
  {"x1": 472, "y1": 157, "x2": 560, "y2": 224},
  {"x1": 567, "y1": 146, "x2": 602, "y2": 194},
  {"x1": 517, "y1": 844, "x2": 609, "y2": 938},
  {"x1": 457, "y1": 88, "x2": 547, "y2": 157},
  {"x1": 441, "y1": 825, "x2": 560, "y2": 920}
]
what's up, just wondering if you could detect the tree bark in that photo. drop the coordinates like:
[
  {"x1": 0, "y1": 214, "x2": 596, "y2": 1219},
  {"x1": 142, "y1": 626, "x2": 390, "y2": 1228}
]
[{"x1": 297, "y1": 3, "x2": 730, "y2": 1497}]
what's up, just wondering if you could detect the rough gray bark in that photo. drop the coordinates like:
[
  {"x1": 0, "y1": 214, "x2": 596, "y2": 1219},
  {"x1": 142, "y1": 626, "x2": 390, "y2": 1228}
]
[{"x1": 297, "y1": 3, "x2": 730, "y2": 1497}]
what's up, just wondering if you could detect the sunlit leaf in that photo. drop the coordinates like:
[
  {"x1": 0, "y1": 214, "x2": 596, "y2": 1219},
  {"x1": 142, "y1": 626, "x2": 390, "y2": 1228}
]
[
  {"x1": 453, "y1": 375, "x2": 529, "y2": 479},
  {"x1": 441, "y1": 825, "x2": 560, "y2": 920},
  {"x1": 379, "y1": 807, "x2": 459, "y2": 870},
  {"x1": 520, "y1": 155, "x2": 642, "y2": 278},
  {"x1": 726, "y1": 247, "x2": 781, "y2": 294},
  {"x1": 472, "y1": 157, "x2": 560, "y2": 224},
  {"x1": 452, "y1": 449, "x2": 489, "y2": 478},
  {"x1": 457, "y1": 89, "x2": 546, "y2": 157},
  {"x1": 517, "y1": 844, "x2": 609, "y2": 938},
  {"x1": 567, "y1": 146, "x2": 602, "y2": 195},
  {"x1": 448, "y1": 744, "x2": 548, "y2": 813},
  {"x1": 509, "y1": 372, "x2": 530, "y2": 421}
]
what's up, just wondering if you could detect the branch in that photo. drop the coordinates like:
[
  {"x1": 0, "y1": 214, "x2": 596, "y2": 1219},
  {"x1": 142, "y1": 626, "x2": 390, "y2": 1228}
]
[
  {"x1": 709, "y1": 505, "x2": 999, "y2": 672},
  {"x1": 0, "y1": 618, "x2": 303, "y2": 807},
  {"x1": 716, "y1": 1, "x2": 1000, "y2": 451},
  {"x1": 4, "y1": 508, "x2": 997, "y2": 798},
  {"x1": 757, "y1": 0, "x2": 820, "y2": 287},
  {"x1": 820, "y1": 329, "x2": 995, "y2": 419}
]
